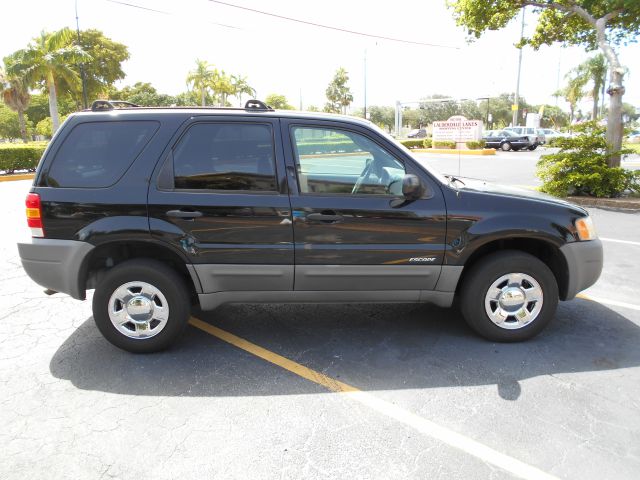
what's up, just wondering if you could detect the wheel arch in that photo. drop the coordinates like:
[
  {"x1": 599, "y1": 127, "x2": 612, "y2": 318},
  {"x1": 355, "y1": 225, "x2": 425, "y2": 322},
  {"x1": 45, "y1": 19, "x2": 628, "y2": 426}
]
[
  {"x1": 456, "y1": 237, "x2": 570, "y2": 300},
  {"x1": 80, "y1": 240, "x2": 201, "y2": 302}
]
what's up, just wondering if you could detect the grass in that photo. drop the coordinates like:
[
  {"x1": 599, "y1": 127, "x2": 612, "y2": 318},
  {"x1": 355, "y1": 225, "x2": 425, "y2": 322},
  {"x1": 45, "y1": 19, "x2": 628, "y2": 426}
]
[
  {"x1": 624, "y1": 143, "x2": 640, "y2": 154},
  {"x1": 0, "y1": 141, "x2": 49, "y2": 149}
]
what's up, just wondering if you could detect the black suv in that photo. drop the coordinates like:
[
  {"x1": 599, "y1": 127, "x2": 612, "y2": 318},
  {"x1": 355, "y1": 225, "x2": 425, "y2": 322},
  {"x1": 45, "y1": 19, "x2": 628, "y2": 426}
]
[{"x1": 18, "y1": 100, "x2": 603, "y2": 353}]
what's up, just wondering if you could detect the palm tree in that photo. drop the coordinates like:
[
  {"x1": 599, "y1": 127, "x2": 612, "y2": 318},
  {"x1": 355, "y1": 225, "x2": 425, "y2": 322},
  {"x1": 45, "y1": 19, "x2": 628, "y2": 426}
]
[
  {"x1": 556, "y1": 77, "x2": 585, "y2": 128},
  {"x1": 572, "y1": 54, "x2": 608, "y2": 120},
  {"x1": 186, "y1": 59, "x2": 215, "y2": 106},
  {"x1": 231, "y1": 74, "x2": 255, "y2": 106},
  {"x1": 8, "y1": 29, "x2": 89, "y2": 134},
  {"x1": 0, "y1": 66, "x2": 30, "y2": 142},
  {"x1": 212, "y1": 69, "x2": 235, "y2": 107}
]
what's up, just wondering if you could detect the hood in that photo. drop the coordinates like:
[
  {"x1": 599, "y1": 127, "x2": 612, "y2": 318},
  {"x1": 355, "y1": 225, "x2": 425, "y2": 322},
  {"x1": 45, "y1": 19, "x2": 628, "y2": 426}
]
[{"x1": 453, "y1": 177, "x2": 586, "y2": 213}]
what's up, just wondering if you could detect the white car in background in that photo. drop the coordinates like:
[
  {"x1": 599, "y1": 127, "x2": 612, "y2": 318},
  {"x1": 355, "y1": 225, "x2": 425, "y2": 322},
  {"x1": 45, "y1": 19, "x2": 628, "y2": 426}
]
[{"x1": 540, "y1": 128, "x2": 572, "y2": 142}]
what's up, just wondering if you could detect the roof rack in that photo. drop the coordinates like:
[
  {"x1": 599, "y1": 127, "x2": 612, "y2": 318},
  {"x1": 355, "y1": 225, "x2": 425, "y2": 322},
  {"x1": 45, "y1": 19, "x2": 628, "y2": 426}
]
[
  {"x1": 244, "y1": 99, "x2": 273, "y2": 111},
  {"x1": 91, "y1": 100, "x2": 140, "y2": 111},
  {"x1": 88, "y1": 98, "x2": 275, "y2": 112}
]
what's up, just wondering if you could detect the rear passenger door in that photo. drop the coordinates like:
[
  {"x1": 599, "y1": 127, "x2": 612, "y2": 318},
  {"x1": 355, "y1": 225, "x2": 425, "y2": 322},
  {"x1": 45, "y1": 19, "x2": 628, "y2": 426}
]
[{"x1": 148, "y1": 117, "x2": 294, "y2": 293}]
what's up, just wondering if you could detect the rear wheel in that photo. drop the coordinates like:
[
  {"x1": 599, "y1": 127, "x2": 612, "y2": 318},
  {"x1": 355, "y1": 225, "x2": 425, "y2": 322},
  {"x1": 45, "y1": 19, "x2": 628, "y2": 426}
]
[
  {"x1": 459, "y1": 251, "x2": 558, "y2": 342},
  {"x1": 500, "y1": 142, "x2": 512, "y2": 151},
  {"x1": 92, "y1": 259, "x2": 191, "y2": 353}
]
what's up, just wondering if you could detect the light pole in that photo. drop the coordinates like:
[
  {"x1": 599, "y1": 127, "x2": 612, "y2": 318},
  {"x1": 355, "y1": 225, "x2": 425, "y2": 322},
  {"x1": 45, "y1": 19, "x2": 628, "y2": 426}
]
[
  {"x1": 75, "y1": 0, "x2": 88, "y2": 109},
  {"x1": 512, "y1": 7, "x2": 525, "y2": 126},
  {"x1": 363, "y1": 49, "x2": 367, "y2": 119}
]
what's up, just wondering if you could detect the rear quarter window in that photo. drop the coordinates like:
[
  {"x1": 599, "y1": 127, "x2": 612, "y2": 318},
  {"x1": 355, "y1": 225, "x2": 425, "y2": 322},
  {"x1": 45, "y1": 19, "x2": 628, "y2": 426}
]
[{"x1": 45, "y1": 121, "x2": 159, "y2": 188}]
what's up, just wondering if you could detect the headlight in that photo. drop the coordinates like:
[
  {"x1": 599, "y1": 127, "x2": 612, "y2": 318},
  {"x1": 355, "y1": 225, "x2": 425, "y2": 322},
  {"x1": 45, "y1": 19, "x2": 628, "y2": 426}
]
[{"x1": 575, "y1": 216, "x2": 597, "y2": 241}]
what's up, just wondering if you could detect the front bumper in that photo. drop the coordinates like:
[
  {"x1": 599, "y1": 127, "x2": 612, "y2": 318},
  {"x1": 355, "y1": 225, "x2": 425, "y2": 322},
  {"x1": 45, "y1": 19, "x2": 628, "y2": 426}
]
[
  {"x1": 18, "y1": 238, "x2": 94, "y2": 300},
  {"x1": 559, "y1": 239, "x2": 603, "y2": 300}
]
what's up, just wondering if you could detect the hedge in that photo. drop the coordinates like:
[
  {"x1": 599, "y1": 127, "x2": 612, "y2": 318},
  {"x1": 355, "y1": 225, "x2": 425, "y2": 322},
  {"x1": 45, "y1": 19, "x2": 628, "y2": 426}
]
[
  {"x1": 0, "y1": 143, "x2": 47, "y2": 173},
  {"x1": 423, "y1": 138, "x2": 432, "y2": 148},
  {"x1": 400, "y1": 139, "x2": 424, "y2": 149},
  {"x1": 296, "y1": 140, "x2": 363, "y2": 155},
  {"x1": 466, "y1": 140, "x2": 486, "y2": 150},
  {"x1": 433, "y1": 140, "x2": 456, "y2": 149}
]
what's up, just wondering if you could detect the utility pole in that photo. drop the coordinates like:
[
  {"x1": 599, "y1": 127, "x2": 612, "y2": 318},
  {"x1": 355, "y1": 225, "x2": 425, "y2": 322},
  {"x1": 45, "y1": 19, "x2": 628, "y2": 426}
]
[
  {"x1": 75, "y1": 0, "x2": 88, "y2": 109},
  {"x1": 363, "y1": 49, "x2": 367, "y2": 119},
  {"x1": 512, "y1": 6, "x2": 525, "y2": 126}
]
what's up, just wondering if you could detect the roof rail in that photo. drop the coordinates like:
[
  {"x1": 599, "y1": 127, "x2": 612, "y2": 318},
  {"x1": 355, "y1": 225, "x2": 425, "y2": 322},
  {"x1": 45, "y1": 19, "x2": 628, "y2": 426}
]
[
  {"x1": 91, "y1": 100, "x2": 140, "y2": 111},
  {"x1": 244, "y1": 99, "x2": 273, "y2": 111}
]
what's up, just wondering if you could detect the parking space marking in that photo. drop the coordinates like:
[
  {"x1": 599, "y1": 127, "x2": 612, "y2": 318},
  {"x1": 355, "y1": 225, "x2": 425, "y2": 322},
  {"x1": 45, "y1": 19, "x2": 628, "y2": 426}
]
[
  {"x1": 600, "y1": 237, "x2": 640, "y2": 247},
  {"x1": 189, "y1": 316, "x2": 560, "y2": 480},
  {"x1": 578, "y1": 294, "x2": 640, "y2": 311}
]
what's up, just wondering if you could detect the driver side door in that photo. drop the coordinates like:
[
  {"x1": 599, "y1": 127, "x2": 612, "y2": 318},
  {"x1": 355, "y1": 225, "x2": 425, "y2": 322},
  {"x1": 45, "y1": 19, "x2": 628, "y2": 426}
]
[{"x1": 281, "y1": 119, "x2": 447, "y2": 292}]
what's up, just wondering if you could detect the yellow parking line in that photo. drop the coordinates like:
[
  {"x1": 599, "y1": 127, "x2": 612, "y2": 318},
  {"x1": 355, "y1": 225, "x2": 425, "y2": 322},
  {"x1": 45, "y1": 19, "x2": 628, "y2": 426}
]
[{"x1": 189, "y1": 316, "x2": 559, "y2": 480}]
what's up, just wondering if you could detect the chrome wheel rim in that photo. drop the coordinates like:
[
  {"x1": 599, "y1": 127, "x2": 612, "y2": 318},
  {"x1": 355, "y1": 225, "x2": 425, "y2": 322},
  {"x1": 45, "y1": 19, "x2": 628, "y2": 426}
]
[
  {"x1": 108, "y1": 281, "x2": 169, "y2": 339},
  {"x1": 484, "y1": 273, "x2": 543, "y2": 330}
]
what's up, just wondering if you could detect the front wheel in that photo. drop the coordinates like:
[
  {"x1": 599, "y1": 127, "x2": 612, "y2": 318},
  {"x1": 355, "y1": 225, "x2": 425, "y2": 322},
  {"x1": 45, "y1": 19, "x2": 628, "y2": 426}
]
[
  {"x1": 92, "y1": 259, "x2": 191, "y2": 353},
  {"x1": 459, "y1": 251, "x2": 558, "y2": 342},
  {"x1": 528, "y1": 144, "x2": 538, "y2": 151}
]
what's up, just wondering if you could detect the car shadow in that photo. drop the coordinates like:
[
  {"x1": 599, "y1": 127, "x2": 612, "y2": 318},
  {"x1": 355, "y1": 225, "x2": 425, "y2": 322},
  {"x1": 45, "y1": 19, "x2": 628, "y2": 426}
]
[{"x1": 49, "y1": 298, "x2": 640, "y2": 400}]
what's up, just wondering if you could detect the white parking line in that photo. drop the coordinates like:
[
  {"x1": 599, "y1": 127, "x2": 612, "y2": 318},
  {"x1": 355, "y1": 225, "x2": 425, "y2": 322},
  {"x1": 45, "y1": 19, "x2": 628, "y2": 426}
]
[
  {"x1": 600, "y1": 237, "x2": 640, "y2": 247},
  {"x1": 578, "y1": 294, "x2": 640, "y2": 311}
]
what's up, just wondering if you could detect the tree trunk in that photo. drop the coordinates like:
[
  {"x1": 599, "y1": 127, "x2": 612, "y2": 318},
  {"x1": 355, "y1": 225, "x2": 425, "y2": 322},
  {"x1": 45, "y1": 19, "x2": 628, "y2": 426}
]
[
  {"x1": 201, "y1": 87, "x2": 205, "y2": 107},
  {"x1": 592, "y1": 90, "x2": 599, "y2": 120},
  {"x1": 47, "y1": 72, "x2": 61, "y2": 134},
  {"x1": 594, "y1": 17, "x2": 624, "y2": 167},
  {"x1": 605, "y1": 68, "x2": 624, "y2": 167},
  {"x1": 17, "y1": 109, "x2": 28, "y2": 143}
]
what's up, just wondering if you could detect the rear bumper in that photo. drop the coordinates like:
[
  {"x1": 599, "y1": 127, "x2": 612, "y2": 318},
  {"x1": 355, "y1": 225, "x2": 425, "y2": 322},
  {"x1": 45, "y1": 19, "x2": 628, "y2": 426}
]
[
  {"x1": 559, "y1": 239, "x2": 603, "y2": 300},
  {"x1": 18, "y1": 239, "x2": 94, "y2": 300}
]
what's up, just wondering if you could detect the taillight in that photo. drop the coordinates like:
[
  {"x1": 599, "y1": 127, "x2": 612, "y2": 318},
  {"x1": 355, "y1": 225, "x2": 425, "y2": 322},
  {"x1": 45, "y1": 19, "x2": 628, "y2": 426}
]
[{"x1": 26, "y1": 193, "x2": 44, "y2": 238}]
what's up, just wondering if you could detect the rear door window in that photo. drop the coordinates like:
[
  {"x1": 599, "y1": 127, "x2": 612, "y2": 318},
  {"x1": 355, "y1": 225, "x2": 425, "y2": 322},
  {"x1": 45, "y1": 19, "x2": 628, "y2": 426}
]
[
  {"x1": 172, "y1": 123, "x2": 277, "y2": 191},
  {"x1": 46, "y1": 121, "x2": 159, "y2": 188}
]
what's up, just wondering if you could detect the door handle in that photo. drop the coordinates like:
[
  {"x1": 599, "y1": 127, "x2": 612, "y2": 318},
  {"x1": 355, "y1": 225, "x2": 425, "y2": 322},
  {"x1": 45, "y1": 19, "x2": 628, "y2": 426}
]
[
  {"x1": 166, "y1": 209, "x2": 203, "y2": 219},
  {"x1": 306, "y1": 212, "x2": 343, "y2": 223}
]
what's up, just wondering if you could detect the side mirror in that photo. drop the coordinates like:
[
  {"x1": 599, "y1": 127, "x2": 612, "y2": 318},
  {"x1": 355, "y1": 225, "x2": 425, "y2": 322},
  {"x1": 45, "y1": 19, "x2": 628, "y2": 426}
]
[{"x1": 402, "y1": 174, "x2": 424, "y2": 200}]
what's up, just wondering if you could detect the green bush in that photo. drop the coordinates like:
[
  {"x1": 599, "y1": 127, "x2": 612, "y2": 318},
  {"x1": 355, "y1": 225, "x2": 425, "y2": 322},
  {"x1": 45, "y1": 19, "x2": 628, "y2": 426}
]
[
  {"x1": 466, "y1": 140, "x2": 486, "y2": 150},
  {"x1": 295, "y1": 140, "x2": 361, "y2": 155},
  {"x1": 537, "y1": 122, "x2": 640, "y2": 198},
  {"x1": 433, "y1": 140, "x2": 456, "y2": 149},
  {"x1": 0, "y1": 143, "x2": 47, "y2": 173},
  {"x1": 423, "y1": 138, "x2": 432, "y2": 148},
  {"x1": 400, "y1": 139, "x2": 425, "y2": 149}
]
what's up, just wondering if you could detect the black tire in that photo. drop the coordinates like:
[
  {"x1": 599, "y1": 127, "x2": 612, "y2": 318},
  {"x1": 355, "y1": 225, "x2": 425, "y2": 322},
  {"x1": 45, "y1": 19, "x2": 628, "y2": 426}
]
[
  {"x1": 528, "y1": 144, "x2": 538, "y2": 151},
  {"x1": 92, "y1": 259, "x2": 191, "y2": 353},
  {"x1": 500, "y1": 142, "x2": 512, "y2": 151},
  {"x1": 459, "y1": 251, "x2": 558, "y2": 342}
]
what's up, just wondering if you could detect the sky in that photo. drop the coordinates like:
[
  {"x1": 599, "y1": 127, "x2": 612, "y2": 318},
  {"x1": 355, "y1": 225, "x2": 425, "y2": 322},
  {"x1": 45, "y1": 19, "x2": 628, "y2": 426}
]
[{"x1": 1, "y1": 0, "x2": 639, "y2": 115}]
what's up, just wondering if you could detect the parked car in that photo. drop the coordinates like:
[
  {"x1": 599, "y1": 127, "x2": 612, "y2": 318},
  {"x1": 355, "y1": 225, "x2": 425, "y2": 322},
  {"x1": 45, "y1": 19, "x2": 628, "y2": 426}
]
[
  {"x1": 407, "y1": 128, "x2": 427, "y2": 138},
  {"x1": 483, "y1": 130, "x2": 532, "y2": 151},
  {"x1": 18, "y1": 99, "x2": 602, "y2": 352},
  {"x1": 504, "y1": 126, "x2": 545, "y2": 150},
  {"x1": 626, "y1": 130, "x2": 640, "y2": 143},
  {"x1": 540, "y1": 128, "x2": 571, "y2": 142}
]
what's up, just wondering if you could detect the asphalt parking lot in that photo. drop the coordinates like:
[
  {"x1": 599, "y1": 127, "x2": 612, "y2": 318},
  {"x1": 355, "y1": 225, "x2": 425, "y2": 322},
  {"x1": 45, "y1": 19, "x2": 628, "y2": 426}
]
[{"x1": 1, "y1": 152, "x2": 640, "y2": 480}]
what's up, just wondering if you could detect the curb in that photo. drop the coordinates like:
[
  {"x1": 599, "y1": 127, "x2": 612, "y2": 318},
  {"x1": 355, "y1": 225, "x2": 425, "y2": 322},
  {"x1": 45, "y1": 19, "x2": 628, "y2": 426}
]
[
  {"x1": 412, "y1": 148, "x2": 496, "y2": 155},
  {"x1": 0, "y1": 173, "x2": 35, "y2": 183},
  {"x1": 567, "y1": 196, "x2": 640, "y2": 211}
]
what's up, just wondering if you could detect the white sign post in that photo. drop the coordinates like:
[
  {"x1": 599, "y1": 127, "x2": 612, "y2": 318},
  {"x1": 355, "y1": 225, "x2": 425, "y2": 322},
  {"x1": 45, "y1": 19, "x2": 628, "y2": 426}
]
[{"x1": 432, "y1": 115, "x2": 484, "y2": 149}]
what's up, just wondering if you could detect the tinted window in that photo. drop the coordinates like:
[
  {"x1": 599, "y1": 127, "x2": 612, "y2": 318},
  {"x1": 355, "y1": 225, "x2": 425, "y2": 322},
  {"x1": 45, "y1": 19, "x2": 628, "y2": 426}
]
[
  {"x1": 292, "y1": 126, "x2": 405, "y2": 196},
  {"x1": 47, "y1": 121, "x2": 159, "y2": 188},
  {"x1": 173, "y1": 123, "x2": 276, "y2": 191}
]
